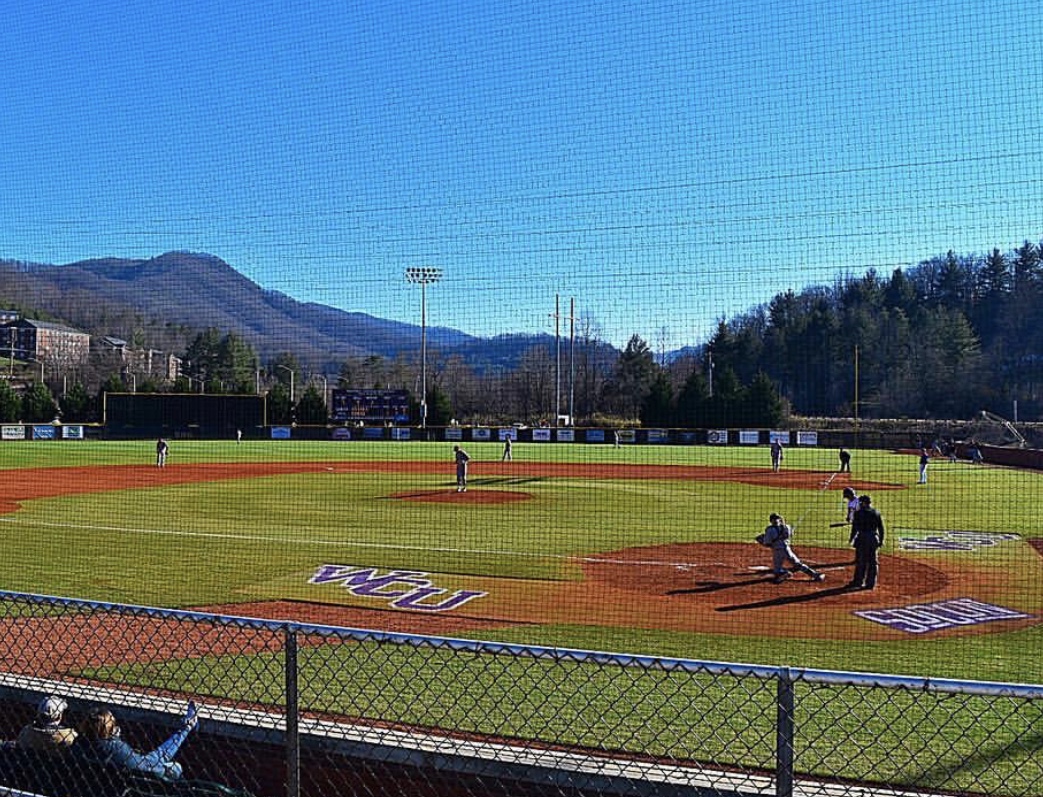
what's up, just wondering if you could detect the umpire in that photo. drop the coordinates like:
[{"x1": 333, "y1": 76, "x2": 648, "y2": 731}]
[{"x1": 848, "y1": 494, "x2": 885, "y2": 590}]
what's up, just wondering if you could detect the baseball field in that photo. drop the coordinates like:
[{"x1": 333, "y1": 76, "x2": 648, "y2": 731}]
[{"x1": 2, "y1": 438, "x2": 1041, "y2": 684}]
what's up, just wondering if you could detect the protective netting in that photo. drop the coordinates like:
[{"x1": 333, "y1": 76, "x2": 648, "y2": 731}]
[{"x1": 1, "y1": 594, "x2": 1042, "y2": 797}]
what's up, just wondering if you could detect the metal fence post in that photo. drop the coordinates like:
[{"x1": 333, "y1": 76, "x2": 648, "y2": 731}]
[
  {"x1": 285, "y1": 626, "x2": 300, "y2": 797},
  {"x1": 775, "y1": 667, "x2": 795, "y2": 797}
]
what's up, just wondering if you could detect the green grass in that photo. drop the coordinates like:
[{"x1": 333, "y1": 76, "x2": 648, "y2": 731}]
[
  {"x1": 78, "y1": 637, "x2": 1043, "y2": 796},
  {"x1": 4, "y1": 439, "x2": 1042, "y2": 795},
  {"x1": 2, "y1": 439, "x2": 1042, "y2": 681}
]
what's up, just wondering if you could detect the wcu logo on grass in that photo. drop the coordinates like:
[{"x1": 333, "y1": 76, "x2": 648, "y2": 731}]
[{"x1": 309, "y1": 564, "x2": 487, "y2": 612}]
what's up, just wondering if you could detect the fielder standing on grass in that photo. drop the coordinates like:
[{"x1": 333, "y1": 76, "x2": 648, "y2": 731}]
[
  {"x1": 757, "y1": 513, "x2": 825, "y2": 584},
  {"x1": 155, "y1": 437, "x2": 169, "y2": 467},
  {"x1": 453, "y1": 445, "x2": 471, "y2": 492},
  {"x1": 770, "y1": 439, "x2": 784, "y2": 471},
  {"x1": 918, "y1": 447, "x2": 930, "y2": 484},
  {"x1": 838, "y1": 447, "x2": 851, "y2": 472}
]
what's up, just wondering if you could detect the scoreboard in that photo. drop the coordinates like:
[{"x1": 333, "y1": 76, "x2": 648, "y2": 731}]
[{"x1": 331, "y1": 389, "x2": 411, "y2": 423}]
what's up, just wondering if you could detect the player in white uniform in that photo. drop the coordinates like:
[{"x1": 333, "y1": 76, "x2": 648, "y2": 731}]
[
  {"x1": 759, "y1": 513, "x2": 825, "y2": 584},
  {"x1": 453, "y1": 445, "x2": 471, "y2": 492}
]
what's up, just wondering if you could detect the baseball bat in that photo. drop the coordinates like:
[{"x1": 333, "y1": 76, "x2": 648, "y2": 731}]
[{"x1": 829, "y1": 521, "x2": 849, "y2": 528}]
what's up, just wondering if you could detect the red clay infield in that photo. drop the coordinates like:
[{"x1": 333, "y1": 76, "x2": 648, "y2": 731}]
[{"x1": 2, "y1": 460, "x2": 1036, "y2": 643}]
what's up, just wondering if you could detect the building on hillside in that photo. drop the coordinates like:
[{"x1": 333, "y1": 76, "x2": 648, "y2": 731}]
[
  {"x1": 95, "y1": 336, "x2": 183, "y2": 382},
  {"x1": 0, "y1": 318, "x2": 91, "y2": 366},
  {"x1": 0, "y1": 310, "x2": 20, "y2": 324}
]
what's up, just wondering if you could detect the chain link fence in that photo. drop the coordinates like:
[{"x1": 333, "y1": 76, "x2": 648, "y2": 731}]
[{"x1": 0, "y1": 591, "x2": 1041, "y2": 797}]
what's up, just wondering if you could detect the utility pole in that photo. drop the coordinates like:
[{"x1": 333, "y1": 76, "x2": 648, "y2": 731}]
[
  {"x1": 554, "y1": 294, "x2": 561, "y2": 426},
  {"x1": 569, "y1": 297, "x2": 575, "y2": 426},
  {"x1": 707, "y1": 350, "x2": 714, "y2": 398}
]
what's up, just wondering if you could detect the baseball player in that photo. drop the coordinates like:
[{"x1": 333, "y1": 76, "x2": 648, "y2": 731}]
[
  {"x1": 155, "y1": 438, "x2": 169, "y2": 468},
  {"x1": 758, "y1": 513, "x2": 825, "y2": 583},
  {"x1": 453, "y1": 445, "x2": 471, "y2": 492},
  {"x1": 842, "y1": 487, "x2": 859, "y2": 523},
  {"x1": 838, "y1": 447, "x2": 852, "y2": 472},
  {"x1": 770, "y1": 440, "x2": 784, "y2": 472}
]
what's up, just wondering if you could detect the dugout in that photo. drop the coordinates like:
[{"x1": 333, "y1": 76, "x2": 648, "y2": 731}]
[{"x1": 104, "y1": 392, "x2": 266, "y2": 439}]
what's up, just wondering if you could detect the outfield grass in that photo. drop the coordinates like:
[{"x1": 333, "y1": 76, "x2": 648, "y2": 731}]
[{"x1": 2, "y1": 439, "x2": 1042, "y2": 682}]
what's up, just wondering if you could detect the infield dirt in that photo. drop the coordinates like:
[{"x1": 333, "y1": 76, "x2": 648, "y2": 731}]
[{"x1": 3, "y1": 461, "x2": 1036, "y2": 643}]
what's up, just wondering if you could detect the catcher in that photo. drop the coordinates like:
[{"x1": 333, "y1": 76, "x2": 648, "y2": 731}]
[{"x1": 757, "y1": 513, "x2": 826, "y2": 584}]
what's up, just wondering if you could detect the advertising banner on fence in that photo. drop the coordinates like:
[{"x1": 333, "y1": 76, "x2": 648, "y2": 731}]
[
  {"x1": 532, "y1": 428, "x2": 551, "y2": 442},
  {"x1": 32, "y1": 426, "x2": 56, "y2": 440},
  {"x1": 769, "y1": 430, "x2": 791, "y2": 444},
  {"x1": 444, "y1": 427, "x2": 463, "y2": 441},
  {"x1": 472, "y1": 428, "x2": 492, "y2": 441},
  {"x1": 796, "y1": 430, "x2": 818, "y2": 446},
  {"x1": 739, "y1": 430, "x2": 759, "y2": 445},
  {"x1": 586, "y1": 429, "x2": 605, "y2": 443},
  {"x1": 391, "y1": 427, "x2": 411, "y2": 441},
  {"x1": 1, "y1": 425, "x2": 26, "y2": 441},
  {"x1": 497, "y1": 428, "x2": 517, "y2": 441},
  {"x1": 646, "y1": 429, "x2": 668, "y2": 444},
  {"x1": 556, "y1": 428, "x2": 575, "y2": 442},
  {"x1": 271, "y1": 426, "x2": 292, "y2": 439},
  {"x1": 618, "y1": 429, "x2": 637, "y2": 444},
  {"x1": 707, "y1": 429, "x2": 728, "y2": 444},
  {"x1": 61, "y1": 425, "x2": 85, "y2": 440}
]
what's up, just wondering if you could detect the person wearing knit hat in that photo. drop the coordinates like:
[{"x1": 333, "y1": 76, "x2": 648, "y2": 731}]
[{"x1": 17, "y1": 695, "x2": 78, "y2": 751}]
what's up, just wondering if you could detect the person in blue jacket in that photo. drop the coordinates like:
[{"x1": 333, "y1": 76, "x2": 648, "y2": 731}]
[{"x1": 74, "y1": 701, "x2": 198, "y2": 779}]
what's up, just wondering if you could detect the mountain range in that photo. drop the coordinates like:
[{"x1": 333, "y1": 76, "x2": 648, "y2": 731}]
[{"x1": 0, "y1": 251, "x2": 578, "y2": 372}]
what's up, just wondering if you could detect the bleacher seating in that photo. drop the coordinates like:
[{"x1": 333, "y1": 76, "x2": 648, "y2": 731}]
[{"x1": 0, "y1": 746, "x2": 253, "y2": 797}]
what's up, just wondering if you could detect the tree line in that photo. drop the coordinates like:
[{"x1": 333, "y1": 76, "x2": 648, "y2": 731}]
[
  {"x1": 0, "y1": 325, "x2": 783, "y2": 428},
  {"x1": 703, "y1": 240, "x2": 1043, "y2": 420},
  {"x1": 2, "y1": 237, "x2": 1040, "y2": 425}
]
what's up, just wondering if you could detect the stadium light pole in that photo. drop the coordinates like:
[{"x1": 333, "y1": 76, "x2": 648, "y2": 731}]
[{"x1": 405, "y1": 267, "x2": 443, "y2": 428}]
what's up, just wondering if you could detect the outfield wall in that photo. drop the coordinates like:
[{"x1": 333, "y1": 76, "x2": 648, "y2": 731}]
[
  {"x1": 102, "y1": 393, "x2": 267, "y2": 438},
  {"x1": 1, "y1": 591, "x2": 1041, "y2": 797}
]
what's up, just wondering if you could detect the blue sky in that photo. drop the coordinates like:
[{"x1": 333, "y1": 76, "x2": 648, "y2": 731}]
[{"x1": 3, "y1": 0, "x2": 1042, "y2": 349}]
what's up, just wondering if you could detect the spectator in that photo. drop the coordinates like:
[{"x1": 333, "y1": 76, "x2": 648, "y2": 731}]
[
  {"x1": 74, "y1": 701, "x2": 198, "y2": 780},
  {"x1": 18, "y1": 695, "x2": 77, "y2": 752}
]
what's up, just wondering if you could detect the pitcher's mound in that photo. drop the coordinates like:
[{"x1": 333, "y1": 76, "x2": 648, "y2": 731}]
[{"x1": 391, "y1": 489, "x2": 532, "y2": 504}]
